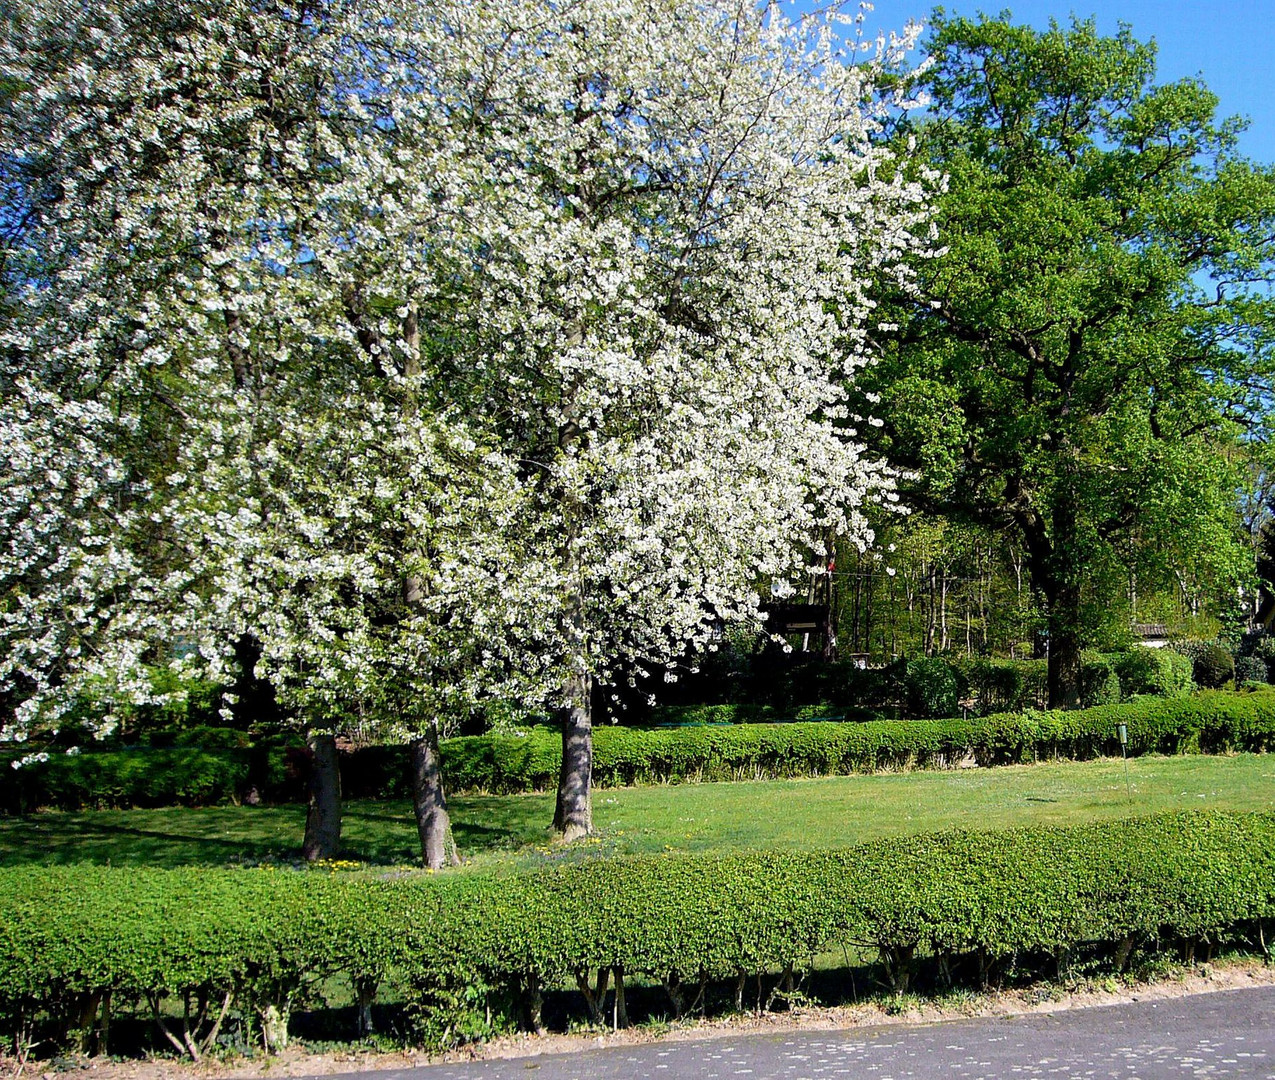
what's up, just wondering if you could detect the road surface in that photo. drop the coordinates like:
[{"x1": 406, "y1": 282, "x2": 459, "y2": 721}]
[{"x1": 313, "y1": 984, "x2": 1275, "y2": 1080}]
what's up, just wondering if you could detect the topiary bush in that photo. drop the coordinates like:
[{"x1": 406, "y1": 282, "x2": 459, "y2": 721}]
[
  {"x1": 1194, "y1": 644, "x2": 1236, "y2": 690},
  {"x1": 903, "y1": 657, "x2": 959, "y2": 718}
]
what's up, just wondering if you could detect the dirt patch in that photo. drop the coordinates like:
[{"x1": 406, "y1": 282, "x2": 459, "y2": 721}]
[{"x1": 8, "y1": 959, "x2": 1275, "y2": 1080}]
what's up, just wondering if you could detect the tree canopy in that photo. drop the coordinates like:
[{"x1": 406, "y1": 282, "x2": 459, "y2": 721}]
[
  {"x1": 1, "y1": 0, "x2": 934, "y2": 850},
  {"x1": 862, "y1": 12, "x2": 1275, "y2": 705}
]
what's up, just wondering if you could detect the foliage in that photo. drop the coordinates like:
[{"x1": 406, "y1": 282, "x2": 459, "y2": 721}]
[
  {"x1": 1079, "y1": 658, "x2": 1122, "y2": 709},
  {"x1": 1, "y1": 812, "x2": 1273, "y2": 1054},
  {"x1": 7, "y1": 753, "x2": 1275, "y2": 871},
  {"x1": 649, "y1": 704, "x2": 785, "y2": 726},
  {"x1": 1253, "y1": 638, "x2": 1275, "y2": 681},
  {"x1": 903, "y1": 657, "x2": 960, "y2": 718},
  {"x1": 438, "y1": 692, "x2": 1275, "y2": 790},
  {"x1": 865, "y1": 13, "x2": 1275, "y2": 706},
  {"x1": 3, "y1": 743, "x2": 301, "y2": 813},
  {"x1": 1110, "y1": 649, "x2": 1195, "y2": 699},
  {"x1": 1234, "y1": 656, "x2": 1269, "y2": 686},
  {"x1": 0, "y1": 0, "x2": 934, "y2": 778},
  {"x1": 10, "y1": 692, "x2": 1275, "y2": 810},
  {"x1": 949, "y1": 658, "x2": 1049, "y2": 714},
  {"x1": 1194, "y1": 645, "x2": 1237, "y2": 690}
]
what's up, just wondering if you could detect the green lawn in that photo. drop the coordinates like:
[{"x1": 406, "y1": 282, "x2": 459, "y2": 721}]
[{"x1": 2, "y1": 752, "x2": 1273, "y2": 871}]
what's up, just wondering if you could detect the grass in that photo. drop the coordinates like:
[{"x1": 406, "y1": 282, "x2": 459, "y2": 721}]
[{"x1": 2, "y1": 752, "x2": 1273, "y2": 871}]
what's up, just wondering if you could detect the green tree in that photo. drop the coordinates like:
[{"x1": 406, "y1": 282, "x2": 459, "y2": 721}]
[{"x1": 867, "y1": 12, "x2": 1275, "y2": 706}]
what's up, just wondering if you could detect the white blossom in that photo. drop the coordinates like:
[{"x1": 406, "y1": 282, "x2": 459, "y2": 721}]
[{"x1": 0, "y1": 0, "x2": 934, "y2": 742}]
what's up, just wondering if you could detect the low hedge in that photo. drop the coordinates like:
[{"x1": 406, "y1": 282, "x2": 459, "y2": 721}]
[
  {"x1": 2, "y1": 811, "x2": 1273, "y2": 1056},
  {"x1": 9, "y1": 691, "x2": 1275, "y2": 809},
  {"x1": 3, "y1": 743, "x2": 304, "y2": 813},
  {"x1": 427, "y1": 688, "x2": 1275, "y2": 793}
]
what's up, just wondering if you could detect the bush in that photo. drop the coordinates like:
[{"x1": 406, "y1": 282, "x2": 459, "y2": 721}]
[
  {"x1": 951, "y1": 658, "x2": 1048, "y2": 714},
  {"x1": 1169, "y1": 639, "x2": 1213, "y2": 664},
  {"x1": 4, "y1": 744, "x2": 303, "y2": 813},
  {"x1": 145, "y1": 726, "x2": 255, "y2": 749},
  {"x1": 1235, "y1": 656, "x2": 1269, "y2": 686},
  {"x1": 2, "y1": 812, "x2": 1273, "y2": 1057},
  {"x1": 10, "y1": 691, "x2": 1275, "y2": 809},
  {"x1": 1194, "y1": 644, "x2": 1236, "y2": 690},
  {"x1": 1253, "y1": 637, "x2": 1275, "y2": 682},
  {"x1": 648, "y1": 703, "x2": 781, "y2": 726},
  {"x1": 440, "y1": 691, "x2": 1275, "y2": 792},
  {"x1": 1080, "y1": 658, "x2": 1121, "y2": 708},
  {"x1": 903, "y1": 657, "x2": 959, "y2": 718},
  {"x1": 1111, "y1": 649, "x2": 1194, "y2": 698}
]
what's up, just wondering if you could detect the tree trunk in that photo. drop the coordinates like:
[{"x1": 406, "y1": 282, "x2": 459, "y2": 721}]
[
  {"x1": 1043, "y1": 483, "x2": 1085, "y2": 710},
  {"x1": 411, "y1": 722, "x2": 460, "y2": 869},
  {"x1": 939, "y1": 567, "x2": 949, "y2": 652},
  {"x1": 1046, "y1": 578, "x2": 1083, "y2": 709},
  {"x1": 553, "y1": 672, "x2": 593, "y2": 841},
  {"x1": 302, "y1": 731, "x2": 341, "y2": 862}
]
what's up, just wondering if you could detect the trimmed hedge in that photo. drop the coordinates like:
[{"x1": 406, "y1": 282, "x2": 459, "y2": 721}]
[
  {"x1": 9, "y1": 691, "x2": 1275, "y2": 809},
  {"x1": 427, "y1": 689, "x2": 1275, "y2": 793},
  {"x1": 2, "y1": 811, "x2": 1274, "y2": 1055},
  {"x1": 2, "y1": 743, "x2": 304, "y2": 813}
]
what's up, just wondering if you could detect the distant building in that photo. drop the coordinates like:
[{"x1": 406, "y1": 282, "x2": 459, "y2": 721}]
[{"x1": 1132, "y1": 623, "x2": 1170, "y2": 649}]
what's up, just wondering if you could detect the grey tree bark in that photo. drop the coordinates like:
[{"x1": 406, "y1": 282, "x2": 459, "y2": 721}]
[
  {"x1": 411, "y1": 721, "x2": 460, "y2": 869},
  {"x1": 553, "y1": 672, "x2": 593, "y2": 841},
  {"x1": 302, "y1": 731, "x2": 342, "y2": 861}
]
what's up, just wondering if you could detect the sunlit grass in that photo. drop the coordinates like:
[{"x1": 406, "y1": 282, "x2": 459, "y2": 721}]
[{"x1": 2, "y1": 752, "x2": 1272, "y2": 872}]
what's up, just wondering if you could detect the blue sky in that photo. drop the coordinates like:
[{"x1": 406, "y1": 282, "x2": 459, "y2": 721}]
[{"x1": 840, "y1": 1, "x2": 1275, "y2": 163}]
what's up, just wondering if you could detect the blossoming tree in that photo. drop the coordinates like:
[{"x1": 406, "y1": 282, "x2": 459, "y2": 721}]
[
  {"x1": 1, "y1": 0, "x2": 933, "y2": 857},
  {"x1": 405, "y1": 0, "x2": 935, "y2": 838}
]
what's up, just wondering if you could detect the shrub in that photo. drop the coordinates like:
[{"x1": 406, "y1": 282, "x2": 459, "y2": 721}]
[
  {"x1": 2, "y1": 812, "x2": 1273, "y2": 1057},
  {"x1": 10, "y1": 691, "x2": 1275, "y2": 809},
  {"x1": 903, "y1": 657, "x2": 959, "y2": 718},
  {"x1": 1235, "y1": 656, "x2": 1269, "y2": 686},
  {"x1": 1080, "y1": 658, "x2": 1122, "y2": 708},
  {"x1": 951, "y1": 658, "x2": 1048, "y2": 714},
  {"x1": 1194, "y1": 644, "x2": 1236, "y2": 690},
  {"x1": 5, "y1": 744, "x2": 302, "y2": 813},
  {"x1": 146, "y1": 726, "x2": 254, "y2": 749},
  {"x1": 1253, "y1": 637, "x2": 1275, "y2": 682},
  {"x1": 441, "y1": 690, "x2": 1275, "y2": 791},
  {"x1": 648, "y1": 703, "x2": 781, "y2": 726},
  {"x1": 1111, "y1": 648, "x2": 1194, "y2": 698},
  {"x1": 1169, "y1": 638, "x2": 1213, "y2": 664}
]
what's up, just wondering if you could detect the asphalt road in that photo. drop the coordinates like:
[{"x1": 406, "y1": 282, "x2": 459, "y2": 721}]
[{"x1": 315, "y1": 985, "x2": 1275, "y2": 1080}]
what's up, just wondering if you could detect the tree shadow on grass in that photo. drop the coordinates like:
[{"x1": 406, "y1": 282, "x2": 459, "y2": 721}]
[
  {"x1": 342, "y1": 796, "x2": 553, "y2": 863},
  {"x1": 0, "y1": 795, "x2": 556, "y2": 870},
  {"x1": 0, "y1": 810, "x2": 301, "y2": 868}
]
